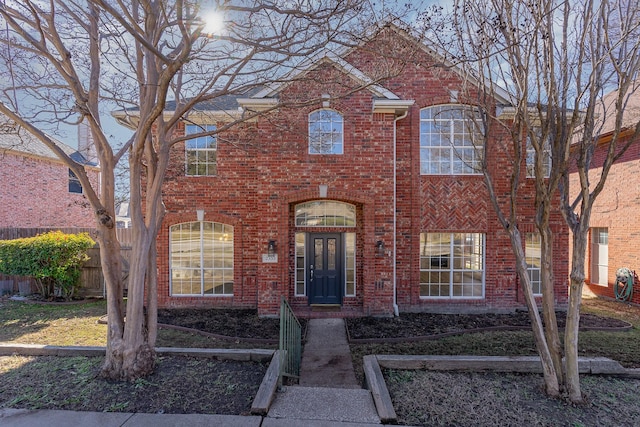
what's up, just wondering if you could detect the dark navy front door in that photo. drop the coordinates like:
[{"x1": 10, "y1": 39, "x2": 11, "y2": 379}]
[{"x1": 307, "y1": 233, "x2": 342, "y2": 305}]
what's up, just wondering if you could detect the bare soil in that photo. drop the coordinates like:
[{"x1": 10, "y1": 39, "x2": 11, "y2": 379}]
[
  {"x1": 345, "y1": 311, "x2": 631, "y2": 341},
  {"x1": 157, "y1": 308, "x2": 286, "y2": 341},
  {"x1": 0, "y1": 355, "x2": 266, "y2": 415}
]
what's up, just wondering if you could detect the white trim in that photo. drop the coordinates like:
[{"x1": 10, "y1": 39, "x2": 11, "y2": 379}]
[
  {"x1": 251, "y1": 49, "x2": 401, "y2": 101},
  {"x1": 236, "y1": 98, "x2": 279, "y2": 111},
  {"x1": 373, "y1": 99, "x2": 415, "y2": 115}
]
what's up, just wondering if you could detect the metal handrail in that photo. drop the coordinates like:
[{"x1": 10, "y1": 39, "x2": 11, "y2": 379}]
[{"x1": 279, "y1": 296, "x2": 302, "y2": 384}]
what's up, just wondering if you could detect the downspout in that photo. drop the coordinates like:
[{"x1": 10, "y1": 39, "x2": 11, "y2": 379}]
[{"x1": 393, "y1": 110, "x2": 409, "y2": 317}]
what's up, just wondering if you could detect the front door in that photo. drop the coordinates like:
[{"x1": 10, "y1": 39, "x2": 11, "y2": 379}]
[{"x1": 307, "y1": 233, "x2": 342, "y2": 305}]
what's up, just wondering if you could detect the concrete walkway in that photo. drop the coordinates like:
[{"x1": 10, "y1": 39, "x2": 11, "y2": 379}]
[
  {"x1": 266, "y1": 318, "x2": 382, "y2": 425},
  {"x1": 299, "y1": 318, "x2": 360, "y2": 388}
]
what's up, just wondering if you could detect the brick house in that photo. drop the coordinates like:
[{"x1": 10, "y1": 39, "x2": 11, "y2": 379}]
[
  {"x1": 0, "y1": 120, "x2": 99, "y2": 228},
  {"x1": 143, "y1": 25, "x2": 569, "y2": 317},
  {"x1": 570, "y1": 86, "x2": 640, "y2": 305}
]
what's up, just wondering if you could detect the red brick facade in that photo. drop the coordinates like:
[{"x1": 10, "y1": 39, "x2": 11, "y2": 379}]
[
  {"x1": 570, "y1": 130, "x2": 640, "y2": 305},
  {"x1": 0, "y1": 150, "x2": 97, "y2": 228},
  {"x1": 156, "y1": 28, "x2": 569, "y2": 316}
]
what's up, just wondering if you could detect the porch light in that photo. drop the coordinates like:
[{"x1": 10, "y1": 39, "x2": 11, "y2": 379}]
[
  {"x1": 196, "y1": 209, "x2": 204, "y2": 221},
  {"x1": 268, "y1": 240, "x2": 277, "y2": 254},
  {"x1": 376, "y1": 240, "x2": 385, "y2": 256}
]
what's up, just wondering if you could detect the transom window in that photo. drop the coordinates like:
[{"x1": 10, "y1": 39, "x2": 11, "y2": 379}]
[
  {"x1": 420, "y1": 232, "x2": 484, "y2": 298},
  {"x1": 170, "y1": 221, "x2": 233, "y2": 296},
  {"x1": 309, "y1": 109, "x2": 343, "y2": 154},
  {"x1": 295, "y1": 201, "x2": 356, "y2": 227},
  {"x1": 420, "y1": 105, "x2": 483, "y2": 174},
  {"x1": 185, "y1": 124, "x2": 217, "y2": 176},
  {"x1": 525, "y1": 233, "x2": 542, "y2": 295}
]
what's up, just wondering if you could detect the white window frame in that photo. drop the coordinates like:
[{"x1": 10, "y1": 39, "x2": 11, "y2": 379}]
[
  {"x1": 309, "y1": 109, "x2": 344, "y2": 155},
  {"x1": 525, "y1": 233, "x2": 542, "y2": 295},
  {"x1": 295, "y1": 233, "x2": 306, "y2": 296},
  {"x1": 526, "y1": 130, "x2": 551, "y2": 178},
  {"x1": 420, "y1": 105, "x2": 484, "y2": 175},
  {"x1": 590, "y1": 227, "x2": 609, "y2": 286},
  {"x1": 295, "y1": 201, "x2": 356, "y2": 227},
  {"x1": 344, "y1": 232, "x2": 356, "y2": 297},
  {"x1": 185, "y1": 124, "x2": 217, "y2": 176},
  {"x1": 170, "y1": 221, "x2": 233, "y2": 296},
  {"x1": 419, "y1": 232, "x2": 485, "y2": 298}
]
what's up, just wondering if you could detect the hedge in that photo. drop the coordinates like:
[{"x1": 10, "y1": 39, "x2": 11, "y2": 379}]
[{"x1": 0, "y1": 231, "x2": 95, "y2": 300}]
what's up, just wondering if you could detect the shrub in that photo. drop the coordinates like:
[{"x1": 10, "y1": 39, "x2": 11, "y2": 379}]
[{"x1": 0, "y1": 231, "x2": 95, "y2": 300}]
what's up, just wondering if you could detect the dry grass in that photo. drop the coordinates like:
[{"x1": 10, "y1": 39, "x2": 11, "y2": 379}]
[
  {"x1": 0, "y1": 298, "x2": 275, "y2": 349},
  {"x1": 385, "y1": 369, "x2": 640, "y2": 427},
  {"x1": 0, "y1": 299, "x2": 107, "y2": 346}
]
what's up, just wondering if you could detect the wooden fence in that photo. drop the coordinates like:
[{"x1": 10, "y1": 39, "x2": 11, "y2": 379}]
[{"x1": 0, "y1": 227, "x2": 132, "y2": 298}]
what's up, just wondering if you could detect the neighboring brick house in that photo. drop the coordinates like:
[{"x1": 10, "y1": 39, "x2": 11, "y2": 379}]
[
  {"x1": 0, "y1": 120, "x2": 99, "y2": 228},
  {"x1": 570, "y1": 86, "x2": 640, "y2": 305},
  {"x1": 137, "y1": 25, "x2": 569, "y2": 317}
]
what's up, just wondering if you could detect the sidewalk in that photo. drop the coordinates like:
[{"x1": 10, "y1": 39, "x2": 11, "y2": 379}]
[{"x1": 0, "y1": 408, "x2": 385, "y2": 426}]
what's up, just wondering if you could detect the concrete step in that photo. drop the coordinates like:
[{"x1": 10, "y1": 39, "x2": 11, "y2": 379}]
[{"x1": 266, "y1": 386, "x2": 381, "y2": 424}]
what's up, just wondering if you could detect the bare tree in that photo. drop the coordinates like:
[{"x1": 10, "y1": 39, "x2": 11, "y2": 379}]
[
  {"x1": 427, "y1": 0, "x2": 640, "y2": 402},
  {"x1": 0, "y1": 0, "x2": 411, "y2": 381}
]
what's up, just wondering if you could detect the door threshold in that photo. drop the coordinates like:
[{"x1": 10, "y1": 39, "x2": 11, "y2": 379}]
[{"x1": 310, "y1": 304, "x2": 341, "y2": 312}]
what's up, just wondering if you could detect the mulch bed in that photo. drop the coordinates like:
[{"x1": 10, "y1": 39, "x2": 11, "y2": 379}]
[
  {"x1": 345, "y1": 311, "x2": 632, "y2": 343},
  {"x1": 155, "y1": 307, "x2": 631, "y2": 344}
]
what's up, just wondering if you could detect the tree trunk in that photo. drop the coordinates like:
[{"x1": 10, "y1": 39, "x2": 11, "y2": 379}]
[
  {"x1": 98, "y1": 218, "x2": 155, "y2": 381},
  {"x1": 508, "y1": 228, "x2": 560, "y2": 397},
  {"x1": 96, "y1": 221, "x2": 127, "y2": 379},
  {"x1": 146, "y1": 240, "x2": 159, "y2": 346},
  {"x1": 564, "y1": 227, "x2": 588, "y2": 403},
  {"x1": 539, "y1": 226, "x2": 564, "y2": 388},
  {"x1": 121, "y1": 225, "x2": 155, "y2": 380}
]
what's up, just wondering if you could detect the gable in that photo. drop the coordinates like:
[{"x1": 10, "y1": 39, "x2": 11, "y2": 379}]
[{"x1": 237, "y1": 22, "x2": 511, "y2": 117}]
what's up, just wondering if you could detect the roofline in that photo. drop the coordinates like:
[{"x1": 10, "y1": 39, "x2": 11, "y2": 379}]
[
  {"x1": 251, "y1": 49, "x2": 402, "y2": 101},
  {"x1": 112, "y1": 109, "x2": 246, "y2": 129},
  {"x1": 0, "y1": 145, "x2": 99, "y2": 170},
  {"x1": 379, "y1": 22, "x2": 512, "y2": 105}
]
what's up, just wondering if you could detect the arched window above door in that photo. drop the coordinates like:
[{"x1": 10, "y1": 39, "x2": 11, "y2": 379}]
[{"x1": 295, "y1": 201, "x2": 356, "y2": 227}]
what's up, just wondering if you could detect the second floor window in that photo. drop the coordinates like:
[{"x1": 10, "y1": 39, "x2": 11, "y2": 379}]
[
  {"x1": 69, "y1": 169, "x2": 82, "y2": 194},
  {"x1": 185, "y1": 124, "x2": 217, "y2": 176},
  {"x1": 309, "y1": 109, "x2": 343, "y2": 154},
  {"x1": 420, "y1": 105, "x2": 483, "y2": 175},
  {"x1": 526, "y1": 130, "x2": 552, "y2": 178}
]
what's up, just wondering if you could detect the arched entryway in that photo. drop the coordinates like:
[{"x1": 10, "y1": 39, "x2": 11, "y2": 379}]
[{"x1": 293, "y1": 200, "x2": 356, "y2": 306}]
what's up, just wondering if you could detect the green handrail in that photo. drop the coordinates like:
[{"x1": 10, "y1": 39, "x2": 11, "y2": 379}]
[{"x1": 279, "y1": 296, "x2": 302, "y2": 384}]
